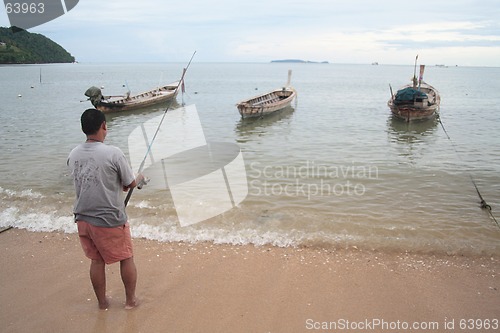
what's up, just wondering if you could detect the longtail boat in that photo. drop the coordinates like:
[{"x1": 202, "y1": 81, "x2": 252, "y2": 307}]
[
  {"x1": 236, "y1": 70, "x2": 297, "y2": 118},
  {"x1": 388, "y1": 56, "x2": 440, "y2": 122},
  {"x1": 84, "y1": 82, "x2": 179, "y2": 113}
]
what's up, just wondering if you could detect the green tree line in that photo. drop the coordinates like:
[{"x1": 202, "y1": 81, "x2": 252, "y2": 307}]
[{"x1": 0, "y1": 26, "x2": 75, "y2": 64}]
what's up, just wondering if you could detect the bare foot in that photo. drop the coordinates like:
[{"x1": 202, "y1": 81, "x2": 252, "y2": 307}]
[
  {"x1": 125, "y1": 297, "x2": 139, "y2": 310},
  {"x1": 98, "y1": 297, "x2": 111, "y2": 310}
]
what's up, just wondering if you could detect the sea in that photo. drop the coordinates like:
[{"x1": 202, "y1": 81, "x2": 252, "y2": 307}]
[{"x1": 1, "y1": 62, "x2": 499, "y2": 256}]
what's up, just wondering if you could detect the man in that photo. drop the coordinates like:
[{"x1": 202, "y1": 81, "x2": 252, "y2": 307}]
[{"x1": 68, "y1": 108, "x2": 140, "y2": 310}]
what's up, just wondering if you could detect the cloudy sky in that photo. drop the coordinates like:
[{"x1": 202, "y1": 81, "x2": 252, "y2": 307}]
[{"x1": 1, "y1": 0, "x2": 500, "y2": 66}]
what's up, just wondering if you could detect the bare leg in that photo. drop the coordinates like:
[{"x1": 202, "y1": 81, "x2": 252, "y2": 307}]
[
  {"x1": 90, "y1": 259, "x2": 109, "y2": 310},
  {"x1": 120, "y1": 257, "x2": 138, "y2": 309}
]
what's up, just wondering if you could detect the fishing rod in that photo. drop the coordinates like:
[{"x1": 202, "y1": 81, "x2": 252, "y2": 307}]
[
  {"x1": 0, "y1": 226, "x2": 13, "y2": 234},
  {"x1": 124, "y1": 51, "x2": 197, "y2": 207}
]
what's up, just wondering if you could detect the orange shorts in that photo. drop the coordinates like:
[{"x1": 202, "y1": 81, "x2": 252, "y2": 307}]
[{"x1": 77, "y1": 221, "x2": 133, "y2": 264}]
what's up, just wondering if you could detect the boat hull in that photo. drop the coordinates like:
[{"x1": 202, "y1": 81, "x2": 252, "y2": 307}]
[
  {"x1": 236, "y1": 87, "x2": 297, "y2": 118},
  {"x1": 388, "y1": 103, "x2": 439, "y2": 121},
  {"x1": 388, "y1": 82, "x2": 440, "y2": 122},
  {"x1": 94, "y1": 82, "x2": 179, "y2": 113}
]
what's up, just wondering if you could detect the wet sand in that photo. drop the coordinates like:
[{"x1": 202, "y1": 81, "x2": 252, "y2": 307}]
[{"x1": 1, "y1": 229, "x2": 498, "y2": 333}]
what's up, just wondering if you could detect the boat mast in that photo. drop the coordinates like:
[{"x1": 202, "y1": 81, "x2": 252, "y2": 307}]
[
  {"x1": 412, "y1": 55, "x2": 418, "y2": 88},
  {"x1": 418, "y1": 64, "x2": 425, "y2": 90},
  {"x1": 156, "y1": 72, "x2": 163, "y2": 95}
]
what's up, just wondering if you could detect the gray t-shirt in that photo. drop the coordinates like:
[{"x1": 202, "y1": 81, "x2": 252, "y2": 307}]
[{"x1": 68, "y1": 142, "x2": 135, "y2": 227}]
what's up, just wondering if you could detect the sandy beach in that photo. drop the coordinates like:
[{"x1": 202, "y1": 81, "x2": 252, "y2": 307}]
[{"x1": 1, "y1": 228, "x2": 498, "y2": 333}]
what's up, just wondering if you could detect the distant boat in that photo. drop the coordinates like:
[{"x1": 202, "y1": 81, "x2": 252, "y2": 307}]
[
  {"x1": 388, "y1": 56, "x2": 440, "y2": 122},
  {"x1": 236, "y1": 70, "x2": 297, "y2": 118},
  {"x1": 84, "y1": 81, "x2": 180, "y2": 113}
]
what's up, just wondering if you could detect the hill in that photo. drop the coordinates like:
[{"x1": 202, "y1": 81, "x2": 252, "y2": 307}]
[{"x1": 0, "y1": 26, "x2": 75, "y2": 64}]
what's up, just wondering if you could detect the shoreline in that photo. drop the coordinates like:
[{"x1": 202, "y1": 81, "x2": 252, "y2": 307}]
[{"x1": 1, "y1": 228, "x2": 499, "y2": 332}]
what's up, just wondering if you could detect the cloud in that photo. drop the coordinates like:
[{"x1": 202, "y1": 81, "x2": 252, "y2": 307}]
[
  {"x1": 1, "y1": 0, "x2": 499, "y2": 65},
  {"x1": 229, "y1": 19, "x2": 500, "y2": 64}
]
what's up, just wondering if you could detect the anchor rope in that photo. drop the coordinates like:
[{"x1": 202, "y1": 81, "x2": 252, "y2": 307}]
[{"x1": 437, "y1": 115, "x2": 499, "y2": 229}]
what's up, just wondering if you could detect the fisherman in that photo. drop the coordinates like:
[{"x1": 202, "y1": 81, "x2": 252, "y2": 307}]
[{"x1": 67, "y1": 108, "x2": 142, "y2": 310}]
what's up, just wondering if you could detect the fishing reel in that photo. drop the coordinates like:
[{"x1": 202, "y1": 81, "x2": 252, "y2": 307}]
[{"x1": 137, "y1": 176, "x2": 150, "y2": 190}]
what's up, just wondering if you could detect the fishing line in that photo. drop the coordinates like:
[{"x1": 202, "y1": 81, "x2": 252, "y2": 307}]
[
  {"x1": 124, "y1": 51, "x2": 197, "y2": 206},
  {"x1": 437, "y1": 115, "x2": 499, "y2": 229}
]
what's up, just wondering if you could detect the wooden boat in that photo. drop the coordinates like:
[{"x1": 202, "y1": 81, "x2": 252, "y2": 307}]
[
  {"x1": 388, "y1": 57, "x2": 440, "y2": 122},
  {"x1": 84, "y1": 81, "x2": 180, "y2": 113},
  {"x1": 236, "y1": 70, "x2": 297, "y2": 118}
]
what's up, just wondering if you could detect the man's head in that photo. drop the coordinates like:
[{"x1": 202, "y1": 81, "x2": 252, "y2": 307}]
[{"x1": 81, "y1": 108, "x2": 106, "y2": 135}]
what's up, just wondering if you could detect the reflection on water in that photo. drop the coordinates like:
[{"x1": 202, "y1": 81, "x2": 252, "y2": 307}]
[
  {"x1": 234, "y1": 105, "x2": 295, "y2": 141},
  {"x1": 387, "y1": 115, "x2": 439, "y2": 143},
  {"x1": 105, "y1": 99, "x2": 182, "y2": 123},
  {"x1": 104, "y1": 100, "x2": 183, "y2": 151},
  {"x1": 386, "y1": 115, "x2": 441, "y2": 165}
]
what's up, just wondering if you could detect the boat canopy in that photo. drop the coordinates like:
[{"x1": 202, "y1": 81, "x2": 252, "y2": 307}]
[
  {"x1": 84, "y1": 86, "x2": 103, "y2": 107},
  {"x1": 85, "y1": 86, "x2": 102, "y2": 99},
  {"x1": 394, "y1": 87, "x2": 427, "y2": 103}
]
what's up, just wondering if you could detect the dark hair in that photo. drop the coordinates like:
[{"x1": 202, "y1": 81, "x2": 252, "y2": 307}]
[{"x1": 81, "y1": 108, "x2": 106, "y2": 135}]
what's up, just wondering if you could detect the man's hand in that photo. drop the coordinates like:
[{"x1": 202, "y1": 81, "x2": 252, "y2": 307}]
[
  {"x1": 123, "y1": 173, "x2": 147, "y2": 192},
  {"x1": 136, "y1": 174, "x2": 150, "y2": 189}
]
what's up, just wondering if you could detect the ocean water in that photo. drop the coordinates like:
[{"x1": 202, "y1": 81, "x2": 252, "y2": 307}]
[{"x1": 1, "y1": 62, "x2": 499, "y2": 256}]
